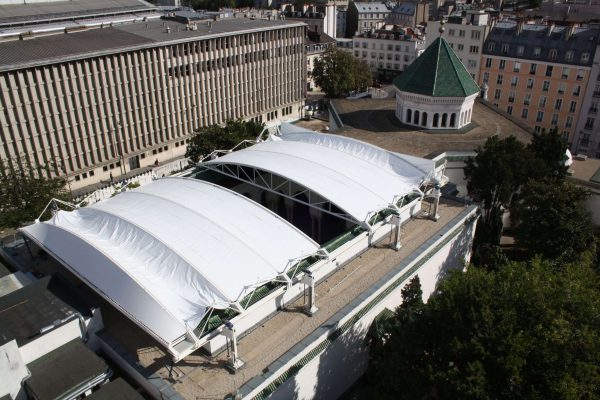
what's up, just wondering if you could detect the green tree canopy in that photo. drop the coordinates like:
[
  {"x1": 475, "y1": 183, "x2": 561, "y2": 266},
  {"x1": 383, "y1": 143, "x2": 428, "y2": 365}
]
[
  {"x1": 527, "y1": 127, "x2": 568, "y2": 181},
  {"x1": 511, "y1": 179, "x2": 595, "y2": 263},
  {"x1": 185, "y1": 119, "x2": 265, "y2": 163},
  {"x1": 464, "y1": 136, "x2": 530, "y2": 248},
  {"x1": 0, "y1": 160, "x2": 69, "y2": 229},
  {"x1": 311, "y1": 47, "x2": 372, "y2": 98},
  {"x1": 369, "y1": 260, "x2": 600, "y2": 400}
]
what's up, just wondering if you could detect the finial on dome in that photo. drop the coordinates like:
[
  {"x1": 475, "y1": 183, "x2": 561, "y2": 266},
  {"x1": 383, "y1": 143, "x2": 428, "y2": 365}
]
[{"x1": 439, "y1": 20, "x2": 445, "y2": 36}]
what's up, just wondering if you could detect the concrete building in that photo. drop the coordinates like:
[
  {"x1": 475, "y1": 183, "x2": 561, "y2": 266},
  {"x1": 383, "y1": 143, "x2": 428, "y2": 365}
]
[
  {"x1": 480, "y1": 21, "x2": 600, "y2": 144},
  {"x1": 572, "y1": 43, "x2": 600, "y2": 158},
  {"x1": 394, "y1": 36, "x2": 480, "y2": 130},
  {"x1": 0, "y1": 3, "x2": 306, "y2": 190},
  {"x1": 387, "y1": 2, "x2": 429, "y2": 27},
  {"x1": 426, "y1": 10, "x2": 494, "y2": 82},
  {"x1": 346, "y1": 1, "x2": 390, "y2": 37},
  {"x1": 353, "y1": 24, "x2": 425, "y2": 81},
  {"x1": 281, "y1": 3, "x2": 337, "y2": 38}
]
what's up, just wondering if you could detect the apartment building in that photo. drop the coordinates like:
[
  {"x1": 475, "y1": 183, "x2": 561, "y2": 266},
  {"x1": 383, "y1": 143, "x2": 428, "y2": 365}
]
[
  {"x1": 480, "y1": 21, "x2": 599, "y2": 144},
  {"x1": 346, "y1": 2, "x2": 390, "y2": 37},
  {"x1": 427, "y1": 10, "x2": 493, "y2": 82},
  {"x1": 281, "y1": 3, "x2": 337, "y2": 38},
  {"x1": 307, "y1": 31, "x2": 336, "y2": 91},
  {"x1": 353, "y1": 24, "x2": 425, "y2": 81},
  {"x1": 572, "y1": 43, "x2": 600, "y2": 158},
  {"x1": 0, "y1": 11, "x2": 306, "y2": 189},
  {"x1": 387, "y1": 2, "x2": 428, "y2": 27}
]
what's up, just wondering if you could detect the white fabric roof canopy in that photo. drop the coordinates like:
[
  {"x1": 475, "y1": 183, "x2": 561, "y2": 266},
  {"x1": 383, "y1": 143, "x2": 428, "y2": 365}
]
[
  {"x1": 21, "y1": 178, "x2": 318, "y2": 345},
  {"x1": 207, "y1": 127, "x2": 433, "y2": 223}
]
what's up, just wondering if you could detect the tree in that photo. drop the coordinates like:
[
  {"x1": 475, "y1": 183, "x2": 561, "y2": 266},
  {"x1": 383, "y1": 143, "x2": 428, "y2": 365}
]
[
  {"x1": 464, "y1": 136, "x2": 530, "y2": 250},
  {"x1": 511, "y1": 179, "x2": 595, "y2": 264},
  {"x1": 185, "y1": 119, "x2": 264, "y2": 163},
  {"x1": 527, "y1": 127, "x2": 568, "y2": 181},
  {"x1": 369, "y1": 260, "x2": 600, "y2": 400},
  {"x1": 311, "y1": 47, "x2": 372, "y2": 98},
  {"x1": 0, "y1": 159, "x2": 68, "y2": 229}
]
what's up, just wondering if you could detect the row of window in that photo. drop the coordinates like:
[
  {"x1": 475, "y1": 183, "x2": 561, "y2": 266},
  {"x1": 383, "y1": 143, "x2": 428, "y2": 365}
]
[
  {"x1": 505, "y1": 105, "x2": 575, "y2": 128},
  {"x1": 484, "y1": 58, "x2": 586, "y2": 80},
  {"x1": 355, "y1": 51, "x2": 412, "y2": 62},
  {"x1": 447, "y1": 28, "x2": 481, "y2": 40},
  {"x1": 487, "y1": 42, "x2": 591, "y2": 63},
  {"x1": 484, "y1": 73, "x2": 582, "y2": 96},
  {"x1": 449, "y1": 43, "x2": 480, "y2": 54},
  {"x1": 356, "y1": 41, "x2": 415, "y2": 52}
]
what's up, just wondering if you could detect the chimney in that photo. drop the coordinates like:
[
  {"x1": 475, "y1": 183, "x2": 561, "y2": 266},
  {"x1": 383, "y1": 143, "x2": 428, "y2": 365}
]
[
  {"x1": 566, "y1": 24, "x2": 576, "y2": 40},
  {"x1": 516, "y1": 19, "x2": 524, "y2": 35},
  {"x1": 547, "y1": 23, "x2": 555, "y2": 37}
]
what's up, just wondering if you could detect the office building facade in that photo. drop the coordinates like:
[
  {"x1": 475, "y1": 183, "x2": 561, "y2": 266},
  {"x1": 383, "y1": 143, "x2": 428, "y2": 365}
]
[{"x1": 0, "y1": 18, "x2": 307, "y2": 189}]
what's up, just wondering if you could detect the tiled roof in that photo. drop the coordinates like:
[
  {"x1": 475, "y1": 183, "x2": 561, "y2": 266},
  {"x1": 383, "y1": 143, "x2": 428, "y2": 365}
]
[{"x1": 393, "y1": 36, "x2": 480, "y2": 97}]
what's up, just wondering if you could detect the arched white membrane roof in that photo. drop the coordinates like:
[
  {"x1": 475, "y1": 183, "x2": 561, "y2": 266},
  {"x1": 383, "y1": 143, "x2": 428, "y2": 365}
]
[
  {"x1": 207, "y1": 127, "x2": 433, "y2": 222},
  {"x1": 21, "y1": 178, "x2": 318, "y2": 345}
]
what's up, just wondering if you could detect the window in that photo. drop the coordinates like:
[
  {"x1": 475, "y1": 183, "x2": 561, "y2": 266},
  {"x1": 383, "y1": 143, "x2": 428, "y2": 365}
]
[
  {"x1": 468, "y1": 59, "x2": 477, "y2": 69},
  {"x1": 469, "y1": 45, "x2": 479, "y2": 53},
  {"x1": 508, "y1": 91, "x2": 515, "y2": 103},
  {"x1": 511, "y1": 76, "x2": 518, "y2": 87},
  {"x1": 549, "y1": 49, "x2": 558, "y2": 59},
  {"x1": 507, "y1": 105, "x2": 513, "y2": 115},
  {"x1": 502, "y1": 43, "x2": 509, "y2": 54},
  {"x1": 513, "y1": 61, "x2": 521, "y2": 72},
  {"x1": 561, "y1": 67, "x2": 570, "y2": 79},
  {"x1": 536, "y1": 111, "x2": 544, "y2": 122},
  {"x1": 526, "y1": 78, "x2": 534, "y2": 89},
  {"x1": 546, "y1": 65, "x2": 553, "y2": 77},
  {"x1": 499, "y1": 60, "x2": 506, "y2": 70},
  {"x1": 558, "y1": 83, "x2": 566, "y2": 94},
  {"x1": 457, "y1": 44, "x2": 464, "y2": 51},
  {"x1": 590, "y1": 101, "x2": 598, "y2": 114},
  {"x1": 530, "y1": 63, "x2": 537, "y2": 75},
  {"x1": 497, "y1": 74, "x2": 503, "y2": 84},
  {"x1": 539, "y1": 96, "x2": 547, "y2": 108},
  {"x1": 542, "y1": 81, "x2": 550, "y2": 92},
  {"x1": 565, "y1": 50, "x2": 574, "y2": 61},
  {"x1": 472, "y1": 31, "x2": 481, "y2": 40},
  {"x1": 488, "y1": 42, "x2": 495, "y2": 52},
  {"x1": 517, "y1": 45, "x2": 524, "y2": 55},
  {"x1": 522, "y1": 108, "x2": 529, "y2": 119},
  {"x1": 576, "y1": 69, "x2": 585, "y2": 81},
  {"x1": 459, "y1": 30, "x2": 465, "y2": 37},
  {"x1": 483, "y1": 72, "x2": 490, "y2": 83},
  {"x1": 449, "y1": 29, "x2": 455, "y2": 36},
  {"x1": 551, "y1": 114, "x2": 559, "y2": 125},
  {"x1": 569, "y1": 101, "x2": 577, "y2": 112},
  {"x1": 524, "y1": 93, "x2": 531, "y2": 105},
  {"x1": 555, "y1": 98, "x2": 562, "y2": 110},
  {"x1": 582, "y1": 52, "x2": 590, "y2": 63},
  {"x1": 566, "y1": 116, "x2": 573, "y2": 128},
  {"x1": 533, "y1": 47, "x2": 541, "y2": 57},
  {"x1": 485, "y1": 58, "x2": 492, "y2": 68},
  {"x1": 573, "y1": 86, "x2": 581, "y2": 96},
  {"x1": 585, "y1": 117, "x2": 595, "y2": 129},
  {"x1": 494, "y1": 88, "x2": 501, "y2": 99}
]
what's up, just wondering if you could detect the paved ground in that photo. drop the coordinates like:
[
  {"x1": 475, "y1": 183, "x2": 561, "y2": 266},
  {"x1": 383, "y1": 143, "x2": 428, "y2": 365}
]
[{"x1": 323, "y1": 99, "x2": 533, "y2": 158}]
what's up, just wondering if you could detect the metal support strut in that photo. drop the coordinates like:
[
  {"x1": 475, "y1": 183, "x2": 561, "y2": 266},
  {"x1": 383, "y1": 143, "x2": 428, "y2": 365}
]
[
  {"x1": 391, "y1": 214, "x2": 402, "y2": 251},
  {"x1": 223, "y1": 321, "x2": 245, "y2": 371},
  {"x1": 301, "y1": 270, "x2": 318, "y2": 316},
  {"x1": 430, "y1": 183, "x2": 441, "y2": 221}
]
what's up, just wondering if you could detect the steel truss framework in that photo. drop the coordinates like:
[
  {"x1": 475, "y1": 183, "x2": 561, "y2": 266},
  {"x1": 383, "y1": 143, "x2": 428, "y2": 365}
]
[{"x1": 196, "y1": 163, "x2": 360, "y2": 225}]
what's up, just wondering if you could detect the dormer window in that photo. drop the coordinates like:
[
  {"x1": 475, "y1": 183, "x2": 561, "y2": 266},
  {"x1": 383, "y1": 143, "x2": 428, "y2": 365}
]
[
  {"x1": 517, "y1": 45, "x2": 524, "y2": 55},
  {"x1": 533, "y1": 47, "x2": 541, "y2": 57},
  {"x1": 582, "y1": 52, "x2": 590, "y2": 62},
  {"x1": 549, "y1": 49, "x2": 558, "y2": 60},
  {"x1": 487, "y1": 42, "x2": 495, "y2": 52},
  {"x1": 565, "y1": 50, "x2": 574, "y2": 61},
  {"x1": 502, "y1": 43, "x2": 509, "y2": 54}
]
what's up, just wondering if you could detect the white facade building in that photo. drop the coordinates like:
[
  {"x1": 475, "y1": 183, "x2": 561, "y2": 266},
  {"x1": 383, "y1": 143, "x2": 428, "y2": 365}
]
[{"x1": 426, "y1": 11, "x2": 493, "y2": 82}]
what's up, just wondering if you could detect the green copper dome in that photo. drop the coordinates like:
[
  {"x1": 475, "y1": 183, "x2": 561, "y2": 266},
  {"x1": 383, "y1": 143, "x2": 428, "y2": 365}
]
[{"x1": 393, "y1": 36, "x2": 480, "y2": 98}]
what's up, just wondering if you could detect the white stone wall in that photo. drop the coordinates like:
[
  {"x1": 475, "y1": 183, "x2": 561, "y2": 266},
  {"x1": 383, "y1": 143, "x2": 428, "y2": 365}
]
[
  {"x1": 352, "y1": 35, "x2": 424, "y2": 74},
  {"x1": 395, "y1": 91, "x2": 477, "y2": 129}
]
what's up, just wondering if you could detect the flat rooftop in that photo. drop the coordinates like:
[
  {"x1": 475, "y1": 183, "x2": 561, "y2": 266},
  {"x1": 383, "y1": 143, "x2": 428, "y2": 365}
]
[
  {"x1": 0, "y1": 17, "x2": 305, "y2": 71},
  {"x1": 94, "y1": 199, "x2": 468, "y2": 400},
  {"x1": 0, "y1": 0, "x2": 155, "y2": 26},
  {"x1": 329, "y1": 99, "x2": 533, "y2": 158}
]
